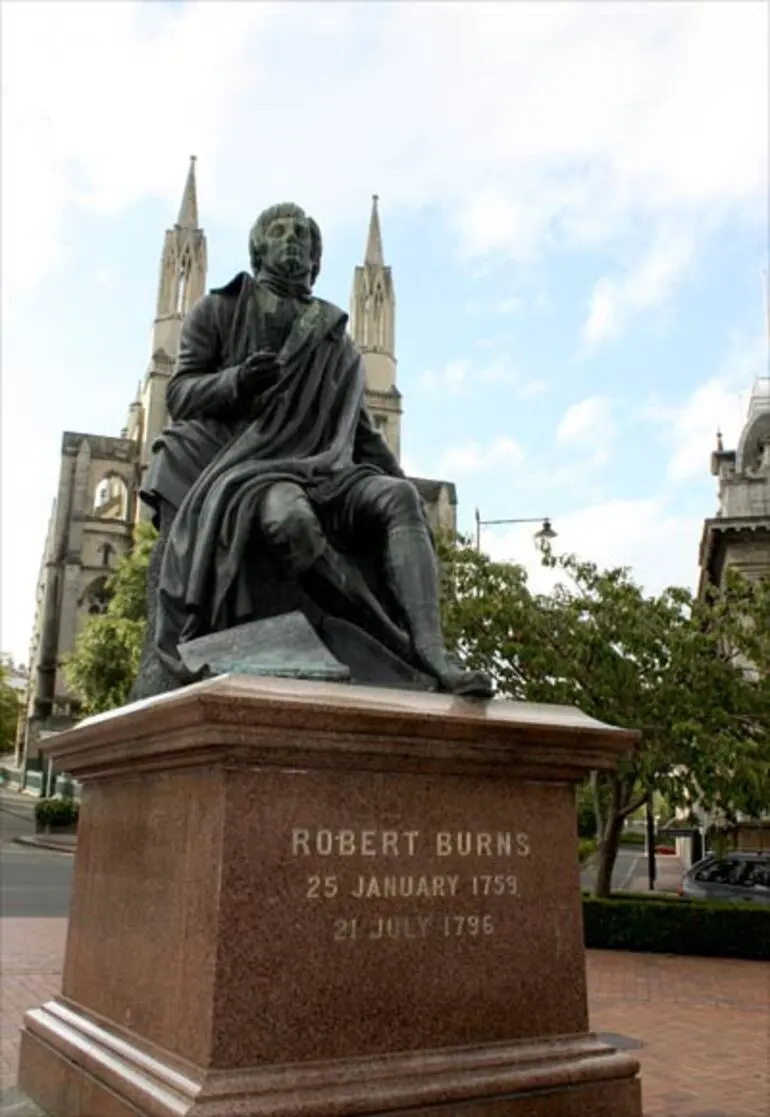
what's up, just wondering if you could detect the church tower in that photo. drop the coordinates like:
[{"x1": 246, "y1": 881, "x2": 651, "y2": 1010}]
[
  {"x1": 128, "y1": 157, "x2": 208, "y2": 479},
  {"x1": 698, "y1": 279, "x2": 770, "y2": 593},
  {"x1": 350, "y1": 196, "x2": 402, "y2": 460}
]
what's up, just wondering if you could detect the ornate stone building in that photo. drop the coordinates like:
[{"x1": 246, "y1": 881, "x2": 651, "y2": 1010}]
[
  {"x1": 698, "y1": 373, "x2": 770, "y2": 594},
  {"x1": 20, "y1": 161, "x2": 457, "y2": 762}
]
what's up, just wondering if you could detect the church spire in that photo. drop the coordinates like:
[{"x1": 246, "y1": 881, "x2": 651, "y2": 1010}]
[
  {"x1": 349, "y1": 195, "x2": 401, "y2": 461},
  {"x1": 176, "y1": 155, "x2": 199, "y2": 229},
  {"x1": 154, "y1": 158, "x2": 207, "y2": 331},
  {"x1": 140, "y1": 158, "x2": 208, "y2": 480},
  {"x1": 365, "y1": 194, "x2": 384, "y2": 267}
]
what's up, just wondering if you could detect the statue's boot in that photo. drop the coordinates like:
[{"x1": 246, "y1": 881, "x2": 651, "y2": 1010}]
[
  {"x1": 303, "y1": 545, "x2": 413, "y2": 662},
  {"x1": 383, "y1": 524, "x2": 494, "y2": 699}
]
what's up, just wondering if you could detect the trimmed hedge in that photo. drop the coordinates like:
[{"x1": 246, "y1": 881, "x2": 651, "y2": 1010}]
[
  {"x1": 583, "y1": 894, "x2": 769, "y2": 961},
  {"x1": 35, "y1": 797, "x2": 79, "y2": 829}
]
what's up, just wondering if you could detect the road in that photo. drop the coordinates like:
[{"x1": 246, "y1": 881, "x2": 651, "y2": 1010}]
[
  {"x1": 0, "y1": 801, "x2": 73, "y2": 919},
  {"x1": 581, "y1": 843, "x2": 683, "y2": 895}
]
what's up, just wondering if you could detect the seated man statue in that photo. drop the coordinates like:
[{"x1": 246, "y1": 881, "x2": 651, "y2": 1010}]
[{"x1": 135, "y1": 202, "x2": 492, "y2": 699}]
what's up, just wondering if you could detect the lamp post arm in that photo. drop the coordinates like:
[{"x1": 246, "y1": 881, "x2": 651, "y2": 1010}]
[{"x1": 474, "y1": 514, "x2": 556, "y2": 551}]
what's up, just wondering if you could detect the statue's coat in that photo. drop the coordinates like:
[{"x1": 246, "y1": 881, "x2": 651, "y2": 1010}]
[{"x1": 142, "y1": 273, "x2": 411, "y2": 674}]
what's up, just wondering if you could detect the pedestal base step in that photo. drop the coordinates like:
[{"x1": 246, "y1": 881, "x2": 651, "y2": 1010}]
[{"x1": 19, "y1": 999, "x2": 642, "y2": 1117}]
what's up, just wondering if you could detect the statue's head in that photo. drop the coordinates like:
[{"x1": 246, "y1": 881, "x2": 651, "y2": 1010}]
[{"x1": 248, "y1": 203, "x2": 322, "y2": 289}]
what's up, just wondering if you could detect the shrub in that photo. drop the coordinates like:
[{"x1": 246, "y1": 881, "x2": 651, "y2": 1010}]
[
  {"x1": 578, "y1": 838, "x2": 597, "y2": 863},
  {"x1": 35, "y1": 797, "x2": 79, "y2": 829},
  {"x1": 582, "y1": 894, "x2": 769, "y2": 961},
  {"x1": 576, "y1": 798, "x2": 597, "y2": 839},
  {"x1": 618, "y1": 829, "x2": 646, "y2": 845}
]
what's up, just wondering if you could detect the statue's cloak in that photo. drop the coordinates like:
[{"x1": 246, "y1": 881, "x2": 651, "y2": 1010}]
[{"x1": 142, "y1": 272, "x2": 412, "y2": 676}]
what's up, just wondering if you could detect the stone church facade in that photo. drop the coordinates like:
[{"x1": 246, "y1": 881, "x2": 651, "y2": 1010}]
[
  {"x1": 20, "y1": 161, "x2": 457, "y2": 762},
  {"x1": 698, "y1": 372, "x2": 770, "y2": 594}
]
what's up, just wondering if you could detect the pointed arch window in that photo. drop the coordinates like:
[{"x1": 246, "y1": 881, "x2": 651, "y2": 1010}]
[
  {"x1": 83, "y1": 577, "x2": 111, "y2": 616},
  {"x1": 93, "y1": 473, "x2": 129, "y2": 520},
  {"x1": 176, "y1": 247, "x2": 193, "y2": 315},
  {"x1": 361, "y1": 295, "x2": 370, "y2": 347},
  {"x1": 373, "y1": 283, "x2": 385, "y2": 349}
]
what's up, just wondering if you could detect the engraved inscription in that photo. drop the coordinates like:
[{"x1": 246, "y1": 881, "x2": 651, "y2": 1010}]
[
  {"x1": 351, "y1": 874, "x2": 460, "y2": 899},
  {"x1": 291, "y1": 829, "x2": 530, "y2": 859},
  {"x1": 290, "y1": 828, "x2": 532, "y2": 943},
  {"x1": 332, "y1": 914, "x2": 497, "y2": 941}
]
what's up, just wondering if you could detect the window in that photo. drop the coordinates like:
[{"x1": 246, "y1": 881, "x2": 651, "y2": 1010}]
[
  {"x1": 176, "y1": 249, "x2": 193, "y2": 314},
  {"x1": 742, "y1": 860, "x2": 770, "y2": 890},
  {"x1": 693, "y1": 859, "x2": 747, "y2": 886},
  {"x1": 93, "y1": 473, "x2": 129, "y2": 520},
  {"x1": 84, "y1": 578, "x2": 110, "y2": 616}
]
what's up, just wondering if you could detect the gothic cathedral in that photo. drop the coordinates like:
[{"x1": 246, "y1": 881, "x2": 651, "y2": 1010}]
[{"x1": 20, "y1": 160, "x2": 458, "y2": 763}]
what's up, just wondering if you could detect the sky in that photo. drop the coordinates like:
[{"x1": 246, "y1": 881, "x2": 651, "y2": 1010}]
[{"x1": 1, "y1": 0, "x2": 768, "y2": 666}]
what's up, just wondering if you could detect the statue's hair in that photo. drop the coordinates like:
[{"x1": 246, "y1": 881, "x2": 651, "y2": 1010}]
[{"x1": 248, "y1": 203, "x2": 323, "y2": 283}]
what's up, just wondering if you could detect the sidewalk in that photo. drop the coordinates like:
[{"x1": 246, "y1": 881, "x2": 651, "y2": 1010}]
[
  {"x1": 0, "y1": 791, "x2": 36, "y2": 823},
  {"x1": 1, "y1": 918, "x2": 767, "y2": 1115},
  {"x1": 12, "y1": 836, "x2": 76, "y2": 855},
  {"x1": 0, "y1": 790, "x2": 76, "y2": 855}
]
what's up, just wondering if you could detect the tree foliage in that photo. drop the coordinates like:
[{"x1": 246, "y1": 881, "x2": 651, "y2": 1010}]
[
  {"x1": 0, "y1": 663, "x2": 22, "y2": 754},
  {"x1": 64, "y1": 521, "x2": 770, "y2": 897},
  {"x1": 438, "y1": 534, "x2": 770, "y2": 896},
  {"x1": 65, "y1": 523, "x2": 156, "y2": 715}
]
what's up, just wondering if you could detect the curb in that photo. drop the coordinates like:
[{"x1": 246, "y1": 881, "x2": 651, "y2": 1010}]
[{"x1": 14, "y1": 835, "x2": 76, "y2": 855}]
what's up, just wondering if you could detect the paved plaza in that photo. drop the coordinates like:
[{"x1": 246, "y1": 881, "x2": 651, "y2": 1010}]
[{"x1": 1, "y1": 917, "x2": 767, "y2": 1116}]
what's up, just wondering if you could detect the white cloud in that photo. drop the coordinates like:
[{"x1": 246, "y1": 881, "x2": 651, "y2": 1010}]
[
  {"x1": 664, "y1": 378, "x2": 745, "y2": 482},
  {"x1": 483, "y1": 497, "x2": 703, "y2": 598},
  {"x1": 646, "y1": 331, "x2": 767, "y2": 482},
  {"x1": 2, "y1": 1, "x2": 766, "y2": 294},
  {"x1": 464, "y1": 296, "x2": 522, "y2": 316},
  {"x1": 420, "y1": 360, "x2": 472, "y2": 391},
  {"x1": 440, "y1": 438, "x2": 526, "y2": 475},
  {"x1": 582, "y1": 227, "x2": 695, "y2": 345},
  {"x1": 420, "y1": 357, "x2": 547, "y2": 398},
  {"x1": 1, "y1": 1, "x2": 767, "y2": 663},
  {"x1": 556, "y1": 396, "x2": 615, "y2": 457}
]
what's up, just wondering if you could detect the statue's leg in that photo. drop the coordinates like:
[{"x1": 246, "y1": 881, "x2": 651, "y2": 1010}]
[
  {"x1": 259, "y1": 482, "x2": 327, "y2": 572},
  {"x1": 351, "y1": 478, "x2": 493, "y2": 698},
  {"x1": 259, "y1": 482, "x2": 411, "y2": 655},
  {"x1": 129, "y1": 501, "x2": 184, "y2": 702}
]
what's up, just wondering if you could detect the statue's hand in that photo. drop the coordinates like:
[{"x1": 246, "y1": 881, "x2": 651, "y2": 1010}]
[{"x1": 237, "y1": 350, "x2": 281, "y2": 397}]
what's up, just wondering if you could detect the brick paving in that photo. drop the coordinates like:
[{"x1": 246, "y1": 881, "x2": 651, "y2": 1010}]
[
  {"x1": 1, "y1": 921, "x2": 768, "y2": 1115},
  {"x1": 589, "y1": 950, "x2": 770, "y2": 1117},
  {"x1": 1, "y1": 921, "x2": 66, "y2": 1093}
]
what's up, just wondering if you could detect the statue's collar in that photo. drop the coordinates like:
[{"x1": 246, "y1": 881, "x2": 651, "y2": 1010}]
[
  {"x1": 209, "y1": 270, "x2": 312, "y2": 301},
  {"x1": 209, "y1": 271, "x2": 251, "y2": 297}
]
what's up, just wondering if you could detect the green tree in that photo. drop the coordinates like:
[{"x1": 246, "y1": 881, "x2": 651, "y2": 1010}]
[
  {"x1": 0, "y1": 663, "x2": 22, "y2": 753},
  {"x1": 65, "y1": 523, "x2": 156, "y2": 715},
  {"x1": 438, "y1": 535, "x2": 770, "y2": 897}
]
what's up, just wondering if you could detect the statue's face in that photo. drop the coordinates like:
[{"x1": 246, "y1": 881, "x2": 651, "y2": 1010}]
[{"x1": 261, "y1": 211, "x2": 313, "y2": 278}]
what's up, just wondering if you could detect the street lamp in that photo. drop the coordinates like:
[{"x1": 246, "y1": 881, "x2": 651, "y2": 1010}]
[{"x1": 474, "y1": 509, "x2": 557, "y2": 552}]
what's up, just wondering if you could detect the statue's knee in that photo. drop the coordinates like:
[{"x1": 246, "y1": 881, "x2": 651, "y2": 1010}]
[
  {"x1": 261, "y1": 486, "x2": 324, "y2": 572},
  {"x1": 379, "y1": 478, "x2": 423, "y2": 522}
]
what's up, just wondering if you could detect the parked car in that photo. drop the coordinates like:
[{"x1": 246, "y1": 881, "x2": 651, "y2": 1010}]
[{"x1": 679, "y1": 851, "x2": 770, "y2": 905}]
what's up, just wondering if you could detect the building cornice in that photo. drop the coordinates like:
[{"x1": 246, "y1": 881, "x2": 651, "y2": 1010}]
[{"x1": 698, "y1": 515, "x2": 770, "y2": 595}]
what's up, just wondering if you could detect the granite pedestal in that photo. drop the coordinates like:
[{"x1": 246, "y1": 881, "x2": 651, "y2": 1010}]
[{"x1": 18, "y1": 676, "x2": 643, "y2": 1116}]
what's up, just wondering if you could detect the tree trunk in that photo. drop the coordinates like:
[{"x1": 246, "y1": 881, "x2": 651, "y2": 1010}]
[{"x1": 593, "y1": 777, "x2": 625, "y2": 898}]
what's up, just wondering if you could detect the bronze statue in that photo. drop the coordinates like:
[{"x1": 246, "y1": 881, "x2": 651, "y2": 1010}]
[{"x1": 135, "y1": 203, "x2": 492, "y2": 699}]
